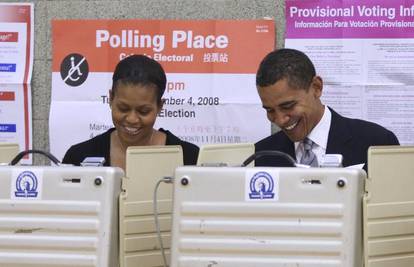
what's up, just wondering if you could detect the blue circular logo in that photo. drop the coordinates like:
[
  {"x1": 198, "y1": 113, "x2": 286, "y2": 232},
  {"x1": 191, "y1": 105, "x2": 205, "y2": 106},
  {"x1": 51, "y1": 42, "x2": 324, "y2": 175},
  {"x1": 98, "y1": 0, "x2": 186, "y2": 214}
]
[
  {"x1": 15, "y1": 171, "x2": 38, "y2": 198},
  {"x1": 249, "y1": 171, "x2": 275, "y2": 200}
]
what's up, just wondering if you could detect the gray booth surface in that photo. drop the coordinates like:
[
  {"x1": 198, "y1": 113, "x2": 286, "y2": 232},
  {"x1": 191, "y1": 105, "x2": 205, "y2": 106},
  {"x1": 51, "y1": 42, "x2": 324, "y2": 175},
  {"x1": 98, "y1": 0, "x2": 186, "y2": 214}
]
[
  {"x1": 120, "y1": 146, "x2": 183, "y2": 267},
  {"x1": 196, "y1": 143, "x2": 255, "y2": 167},
  {"x1": 364, "y1": 146, "x2": 414, "y2": 267},
  {"x1": 0, "y1": 165, "x2": 122, "y2": 267},
  {"x1": 0, "y1": 143, "x2": 19, "y2": 164},
  {"x1": 170, "y1": 167, "x2": 365, "y2": 267}
]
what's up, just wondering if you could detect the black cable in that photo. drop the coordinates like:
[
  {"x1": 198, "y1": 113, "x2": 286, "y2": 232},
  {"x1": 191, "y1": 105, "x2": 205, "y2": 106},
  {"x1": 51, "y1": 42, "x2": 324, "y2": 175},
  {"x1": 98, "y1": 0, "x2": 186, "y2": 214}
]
[
  {"x1": 10, "y1": 149, "x2": 61, "y2": 166},
  {"x1": 241, "y1": 150, "x2": 296, "y2": 167}
]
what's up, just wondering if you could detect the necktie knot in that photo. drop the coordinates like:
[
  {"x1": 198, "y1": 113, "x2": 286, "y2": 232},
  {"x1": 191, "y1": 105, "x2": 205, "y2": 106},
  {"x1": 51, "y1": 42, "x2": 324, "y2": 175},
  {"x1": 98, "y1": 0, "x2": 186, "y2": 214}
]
[
  {"x1": 300, "y1": 138, "x2": 318, "y2": 167},
  {"x1": 303, "y1": 137, "x2": 313, "y2": 151}
]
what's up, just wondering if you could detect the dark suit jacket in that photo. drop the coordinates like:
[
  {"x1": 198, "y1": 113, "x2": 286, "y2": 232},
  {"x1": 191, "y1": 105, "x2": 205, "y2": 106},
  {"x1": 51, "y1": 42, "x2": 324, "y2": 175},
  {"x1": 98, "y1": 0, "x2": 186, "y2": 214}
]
[
  {"x1": 255, "y1": 108, "x2": 399, "y2": 171},
  {"x1": 62, "y1": 128, "x2": 199, "y2": 166}
]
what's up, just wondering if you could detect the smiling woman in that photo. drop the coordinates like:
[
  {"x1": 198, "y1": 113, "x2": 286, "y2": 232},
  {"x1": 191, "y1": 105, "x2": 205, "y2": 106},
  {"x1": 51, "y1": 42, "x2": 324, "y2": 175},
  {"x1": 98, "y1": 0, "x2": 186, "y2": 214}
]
[{"x1": 62, "y1": 55, "x2": 199, "y2": 170}]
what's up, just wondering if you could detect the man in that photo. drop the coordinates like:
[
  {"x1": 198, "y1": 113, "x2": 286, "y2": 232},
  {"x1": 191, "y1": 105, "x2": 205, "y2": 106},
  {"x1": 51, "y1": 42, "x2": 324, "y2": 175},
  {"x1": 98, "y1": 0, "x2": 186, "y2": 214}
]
[{"x1": 254, "y1": 48, "x2": 399, "y2": 170}]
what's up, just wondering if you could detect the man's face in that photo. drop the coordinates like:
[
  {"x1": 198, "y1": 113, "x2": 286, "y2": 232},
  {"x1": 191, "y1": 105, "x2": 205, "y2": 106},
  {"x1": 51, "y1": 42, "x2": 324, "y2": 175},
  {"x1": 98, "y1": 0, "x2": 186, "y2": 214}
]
[{"x1": 257, "y1": 77, "x2": 324, "y2": 142}]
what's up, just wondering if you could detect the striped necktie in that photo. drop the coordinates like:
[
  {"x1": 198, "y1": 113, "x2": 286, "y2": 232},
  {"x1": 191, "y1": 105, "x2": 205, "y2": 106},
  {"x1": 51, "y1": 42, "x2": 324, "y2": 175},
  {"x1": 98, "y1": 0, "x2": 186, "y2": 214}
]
[{"x1": 300, "y1": 137, "x2": 318, "y2": 167}]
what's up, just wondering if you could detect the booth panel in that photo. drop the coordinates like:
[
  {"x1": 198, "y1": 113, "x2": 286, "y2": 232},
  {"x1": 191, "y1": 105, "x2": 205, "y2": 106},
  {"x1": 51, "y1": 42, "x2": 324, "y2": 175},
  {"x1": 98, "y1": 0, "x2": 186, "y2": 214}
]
[
  {"x1": 124, "y1": 251, "x2": 170, "y2": 267},
  {"x1": 120, "y1": 146, "x2": 183, "y2": 267},
  {"x1": 365, "y1": 146, "x2": 414, "y2": 267},
  {"x1": 197, "y1": 143, "x2": 254, "y2": 166},
  {"x1": 0, "y1": 166, "x2": 122, "y2": 267},
  {"x1": 0, "y1": 143, "x2": 19, "y2": 164},
  {"x1": 171, "y1": 167, "x2": 365, "y2": 267}
]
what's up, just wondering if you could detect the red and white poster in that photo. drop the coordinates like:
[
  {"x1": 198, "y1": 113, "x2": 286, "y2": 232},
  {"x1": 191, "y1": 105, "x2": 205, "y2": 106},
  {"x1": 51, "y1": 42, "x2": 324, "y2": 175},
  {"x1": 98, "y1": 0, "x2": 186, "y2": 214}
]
[
  {"x1": 0, "y1": 3, "x2": 33, "y2": 164},
  {"x1": 49, "y1": 19, "x2": 275, "y2": 160}
]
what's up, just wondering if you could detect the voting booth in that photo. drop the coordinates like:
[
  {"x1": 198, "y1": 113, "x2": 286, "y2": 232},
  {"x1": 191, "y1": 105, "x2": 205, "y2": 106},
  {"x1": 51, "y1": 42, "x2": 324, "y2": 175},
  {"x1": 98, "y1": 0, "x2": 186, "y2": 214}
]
[
  {"x1": 364, "y1": 146, "x2": 414, "y2": 267},
  {"x1": 0, "y1": 165, "x2": 122, "y2": 266},
  {"x1": 170, "y1": 166, "x2": 366, "y2": 267},
  {"x1": 119, "y1": 146, "x2": 183, "y2": 267},
  {"x1": 167, "y1": 145, "x2": 414, "y2": 267},
  {"x1": 0, "y1": 143, "x2": 19, "y2": 164},
  {"x1": 197, "y1": 143, "x2": 255, "y2": 166}
]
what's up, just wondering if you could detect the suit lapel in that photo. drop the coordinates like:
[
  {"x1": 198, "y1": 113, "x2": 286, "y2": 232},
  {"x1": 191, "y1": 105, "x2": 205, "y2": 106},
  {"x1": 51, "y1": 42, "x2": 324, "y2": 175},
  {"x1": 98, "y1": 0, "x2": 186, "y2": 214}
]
[
  {"x1": 264, "y1": 132, "x2": 296, "y2": 160},
  {"x1": 326, "y1": 108, "x2": 352, "y2": 155},
  {"x1": 278, "y1": 133, "x2": 296, "y2": 160}
]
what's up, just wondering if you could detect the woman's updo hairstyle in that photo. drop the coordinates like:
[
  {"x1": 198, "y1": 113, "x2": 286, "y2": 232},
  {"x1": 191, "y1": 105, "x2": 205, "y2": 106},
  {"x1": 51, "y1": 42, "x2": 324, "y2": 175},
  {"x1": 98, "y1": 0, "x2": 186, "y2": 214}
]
[{"x1": 111, "y1": 55, "x2": 166, "y2": 105}]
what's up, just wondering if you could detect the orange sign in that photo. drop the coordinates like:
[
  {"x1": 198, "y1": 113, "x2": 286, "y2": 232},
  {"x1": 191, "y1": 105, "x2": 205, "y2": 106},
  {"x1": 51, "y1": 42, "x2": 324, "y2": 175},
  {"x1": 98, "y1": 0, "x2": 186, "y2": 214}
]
[{"x1": 52, "y1": 19, "x2": 275, "y2": 73}]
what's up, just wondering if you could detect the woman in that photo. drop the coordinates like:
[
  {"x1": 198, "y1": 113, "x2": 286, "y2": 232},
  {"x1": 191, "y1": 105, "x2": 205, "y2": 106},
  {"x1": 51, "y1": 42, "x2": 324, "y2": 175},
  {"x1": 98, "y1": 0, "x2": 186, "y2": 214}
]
[{"x1": 62, "y1": 55, "x2": 199, "y2": 169}]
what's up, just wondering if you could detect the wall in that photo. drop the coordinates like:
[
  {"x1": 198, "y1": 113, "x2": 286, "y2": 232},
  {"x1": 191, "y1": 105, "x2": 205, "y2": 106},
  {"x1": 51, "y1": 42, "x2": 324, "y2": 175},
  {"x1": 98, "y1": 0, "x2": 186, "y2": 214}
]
[{"x1": 8, "y1": 0, "x2": 285, "y2": 164}]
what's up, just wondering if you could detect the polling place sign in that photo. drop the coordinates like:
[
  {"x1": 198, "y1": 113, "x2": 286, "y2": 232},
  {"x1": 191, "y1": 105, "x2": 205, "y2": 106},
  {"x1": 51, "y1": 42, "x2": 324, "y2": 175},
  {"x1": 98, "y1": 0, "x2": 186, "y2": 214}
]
[{"x1": 50, "y1": 19, "x2": 275, "y2": 160}]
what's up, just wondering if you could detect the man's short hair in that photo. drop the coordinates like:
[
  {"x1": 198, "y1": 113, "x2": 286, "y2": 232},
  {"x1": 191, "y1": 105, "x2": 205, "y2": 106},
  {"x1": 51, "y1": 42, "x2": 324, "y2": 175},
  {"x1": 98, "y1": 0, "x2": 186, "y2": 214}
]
[{"x1": 256, "y1": 48, "x2": 316, "y2": 90}]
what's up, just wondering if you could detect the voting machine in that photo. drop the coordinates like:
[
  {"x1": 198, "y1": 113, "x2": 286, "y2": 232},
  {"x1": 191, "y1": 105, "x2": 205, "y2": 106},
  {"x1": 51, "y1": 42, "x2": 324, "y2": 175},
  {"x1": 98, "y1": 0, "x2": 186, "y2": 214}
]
[
  {"x1": 170, "y1": 166, "x2": 366, "y2": 267},
  {"x1": 364, "y1": 146, "x2": 414, "y2": 267},
  {"x1": 197, "y1": 143, "x2": 255, "y2": 167},
  {"x1": 120, "y1": 146, "x2": 183, "y2": 267},
  {"x1": 0, "y1": 143, "x2": 19, "y2": 164},
  {"x1": 0, "y1": 165, "x2": 122, "y2": 267}
]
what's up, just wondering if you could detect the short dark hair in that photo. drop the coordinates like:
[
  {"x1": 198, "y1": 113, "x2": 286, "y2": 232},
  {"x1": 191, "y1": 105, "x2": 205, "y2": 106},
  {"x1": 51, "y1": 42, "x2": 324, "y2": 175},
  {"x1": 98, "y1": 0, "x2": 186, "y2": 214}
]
[
  {"x1": 111, "y1": 55, "x2": 166, "y2": 104},
  {"x1": 256, "y1": 48, "x2": 316, "y2": 90}
]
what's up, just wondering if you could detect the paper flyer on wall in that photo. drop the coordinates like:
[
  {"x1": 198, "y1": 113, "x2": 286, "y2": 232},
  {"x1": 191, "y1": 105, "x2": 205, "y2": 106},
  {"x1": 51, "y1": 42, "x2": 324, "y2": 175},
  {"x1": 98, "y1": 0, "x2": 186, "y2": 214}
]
[
  {"x1": 285, "y1": 0, "x2": 414, "y2": 145},
  {"x1": 0, "y1": 3, "x2": 33, "y2": 164},
  {"x1": 49, "y1": 19, "x2": 275, "y2": 160}
]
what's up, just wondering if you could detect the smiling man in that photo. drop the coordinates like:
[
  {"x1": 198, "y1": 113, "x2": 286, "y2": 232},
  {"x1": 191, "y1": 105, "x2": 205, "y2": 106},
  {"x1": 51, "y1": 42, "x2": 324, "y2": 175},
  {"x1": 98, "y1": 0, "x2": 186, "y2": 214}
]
[{"x1": 254, "y1": 48, "x2": 399, "y2": 170}]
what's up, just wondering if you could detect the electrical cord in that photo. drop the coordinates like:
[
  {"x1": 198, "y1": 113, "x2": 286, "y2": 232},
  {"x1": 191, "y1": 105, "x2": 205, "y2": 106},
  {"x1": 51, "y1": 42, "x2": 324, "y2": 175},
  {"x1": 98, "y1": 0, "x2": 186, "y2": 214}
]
[
  {"x1": 10, "y1": 149, "x2": 61, "y2": 166},
  {"x1": 242, "y1": 150, "x2": 297, "y2": 167},
  {"x1": 153, "y1": 176, "x2": 174, "y2": 267}
]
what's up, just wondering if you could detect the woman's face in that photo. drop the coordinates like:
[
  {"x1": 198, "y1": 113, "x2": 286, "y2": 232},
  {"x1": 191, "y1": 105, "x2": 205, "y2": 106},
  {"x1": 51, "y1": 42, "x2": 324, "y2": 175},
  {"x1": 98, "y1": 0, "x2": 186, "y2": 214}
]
[{"x1": 110, "y1": 83, "x2": 162, "y2": 146}]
